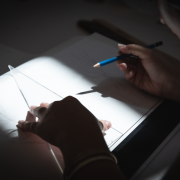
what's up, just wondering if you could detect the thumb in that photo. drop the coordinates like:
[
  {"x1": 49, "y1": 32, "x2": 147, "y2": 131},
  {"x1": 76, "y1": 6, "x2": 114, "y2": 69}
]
[
  {"x1": 17, "y1": 120, "x2": 39, "y2": 134},
  {"x1": 120, "y1": 44, "x2": 152, "y2": 60}
]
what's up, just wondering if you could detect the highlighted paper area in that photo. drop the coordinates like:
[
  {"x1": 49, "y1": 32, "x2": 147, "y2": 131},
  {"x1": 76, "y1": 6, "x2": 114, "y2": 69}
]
[
  {"x1": 9, "y1": 65, "x2": 63, "y2": 107},
  {"x1": 104, "y1": 128, "x2": 122, "y2": 148},
  {"x1": 8, "y1": 65, "x2": 121, "y2": 147},
  {"x1": 8, "y1": 65, "x2": 64, "y2": 174}
]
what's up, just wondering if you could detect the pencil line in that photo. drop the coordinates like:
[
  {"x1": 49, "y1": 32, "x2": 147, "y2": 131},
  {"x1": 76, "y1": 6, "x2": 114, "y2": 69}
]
[{"x1": 111, "y1": 127, "x2": 122, "y2": 134}]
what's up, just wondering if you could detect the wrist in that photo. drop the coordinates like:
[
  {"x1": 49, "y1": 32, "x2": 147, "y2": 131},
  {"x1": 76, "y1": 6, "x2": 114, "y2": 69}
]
[
  {"x1": 63, "y1": 149, "x2": 117, "y2": 180},
  {"x1": 164, "y1": 78, "x2": 180, "y2": 103},
  {"x1": 56, "y1": 119, "x2": 109, "y2": 167}
]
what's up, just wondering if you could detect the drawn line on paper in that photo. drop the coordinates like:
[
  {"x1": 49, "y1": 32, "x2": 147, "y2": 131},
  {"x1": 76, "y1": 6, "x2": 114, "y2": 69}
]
[{"x1": 111, "y1": 127, "x2": 122, "y2": 134}]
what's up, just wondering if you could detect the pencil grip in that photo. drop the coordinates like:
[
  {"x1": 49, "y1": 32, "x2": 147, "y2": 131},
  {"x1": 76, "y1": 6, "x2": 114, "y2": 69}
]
[
  {"x1": 100, "y1": 54, "x2": 130, "y2": 66},
  {"x1": 146, "y1": 41, "x2": 163, "y2": 48}
]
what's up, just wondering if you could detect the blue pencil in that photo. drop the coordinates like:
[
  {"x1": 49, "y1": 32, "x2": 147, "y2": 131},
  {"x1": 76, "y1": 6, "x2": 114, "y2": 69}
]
[{"x1": 93, "y1": 41, "x2": 163, "y2": 68}]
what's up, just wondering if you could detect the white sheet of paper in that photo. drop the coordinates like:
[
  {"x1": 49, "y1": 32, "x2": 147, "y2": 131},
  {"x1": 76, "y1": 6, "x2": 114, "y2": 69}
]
[
  {"x1": 0, "y1": 34, "x2": 162, "y2": 178},
  {"x1": 13, "y1": 33, "x2": 161, "y2": 149}
]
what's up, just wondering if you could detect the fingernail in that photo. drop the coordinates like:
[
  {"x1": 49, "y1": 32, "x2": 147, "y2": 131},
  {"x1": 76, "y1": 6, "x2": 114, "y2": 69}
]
[
  {"x1": 120, "y1": 46, "x2": 130, "y2": 54},
  {"x1": 41, "y1": 102, "x2": 47, "y2": 105},
  {"x1": 118, "y1": 43, "x2": 126, "y2": 47},
  {"x1": 105, "y1": 121, "x2": 111, "y2": 129}
]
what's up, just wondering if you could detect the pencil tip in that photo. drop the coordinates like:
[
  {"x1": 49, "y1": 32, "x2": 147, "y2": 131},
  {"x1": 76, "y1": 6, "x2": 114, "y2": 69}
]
[{"x1": 93, "y1": 63, "x2": 100, "y2": 68}]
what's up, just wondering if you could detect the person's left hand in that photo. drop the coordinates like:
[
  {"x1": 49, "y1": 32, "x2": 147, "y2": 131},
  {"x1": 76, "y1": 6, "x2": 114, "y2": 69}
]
[
  {"x1": 37, "y1": 102, "x2": 112, "y2": 132},
  {"x1": 22, "y1": 102, "x2": 112, "y2": 169},
  {"x1": 24, "y1": 108, "x2": 65, "y2": 170}
]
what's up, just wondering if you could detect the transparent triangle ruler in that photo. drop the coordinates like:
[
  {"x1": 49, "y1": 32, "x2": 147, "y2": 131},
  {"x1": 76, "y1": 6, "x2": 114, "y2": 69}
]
[{"x1": 9, "y1": 65, "x2": 64, "y2": 174}]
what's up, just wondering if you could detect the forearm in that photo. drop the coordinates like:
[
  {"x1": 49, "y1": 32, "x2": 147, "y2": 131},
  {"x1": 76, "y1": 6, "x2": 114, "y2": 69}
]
[
  {"x1": 58, "y1": 119, "x2": 109, "y2": 166},
  {"x1": 57, "y1": 123, "x2": 125, "y2": 179},
  {"x1": 157, "y1": 0, "x2": 180, "y2": 39},
  {"x1": 167, "y1": 80, "x2": 180, "y2": 103},
  {"x1": 157, "y1": 54, "x2": 180, "y2": 103},
  {"x1": 72, "y1": 160, "x2": 126, "y2": 180}
]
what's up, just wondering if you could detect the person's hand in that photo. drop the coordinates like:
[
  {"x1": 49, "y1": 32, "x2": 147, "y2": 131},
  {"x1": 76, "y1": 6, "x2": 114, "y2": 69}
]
[
  {"x1": 117, "y1": 44, "x2": 180, "y2": 102},
  {"x1": 17, "y1": 96, "x2": 109, "y2": 166},
  {"x1": 37, "y1": 102, "x2": 112, "y2": 132}
]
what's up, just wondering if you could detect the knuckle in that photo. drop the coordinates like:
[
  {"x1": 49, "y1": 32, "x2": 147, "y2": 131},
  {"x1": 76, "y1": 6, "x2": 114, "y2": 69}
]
[
  {"x1": 37, "y1": 106, "x2": 46, "y2": 113},
  {"x1": 65, "y1": 96, "x2": 76, "y2": 100},
  {"x1": 48, "y1": 101, "x2": 64, "y2": 111},
  {"x1": 63, "y1": 96, "x2": 82, "y2": 109},
  {"x1": 50, "y1": 101, "x2": 60, "y2": 108},
  {"x1": 34, "y1": 106, "x2": 46, "y2": 117},
  {"x1": 23, "y1": 122, "x2": 31, "y2": 131},
  {"x1": 64, "y1": 96, "x2": 78, "y2": 104},
  {"x1": 24, "y1": 122, "x2": 38, "y2": 134}
]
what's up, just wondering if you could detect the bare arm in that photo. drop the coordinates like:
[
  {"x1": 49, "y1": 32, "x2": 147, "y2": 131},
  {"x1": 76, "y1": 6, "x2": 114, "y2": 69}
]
[
  {"x1": 17, "y1": 97, "x2": 126, "y2": 180},
  {"x1": 158, "y1": 0, "x2": 180, "y2": 39}
]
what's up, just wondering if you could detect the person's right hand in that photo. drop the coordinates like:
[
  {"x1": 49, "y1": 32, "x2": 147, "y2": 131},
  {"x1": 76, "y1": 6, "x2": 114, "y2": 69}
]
[{"x1": 117, "y1": 44, "x2": 180, "y2": 102}]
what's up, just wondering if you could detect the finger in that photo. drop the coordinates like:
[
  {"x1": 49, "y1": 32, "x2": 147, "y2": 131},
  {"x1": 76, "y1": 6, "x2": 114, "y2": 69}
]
[
  {"x1": 118, "y1": 50, "x2": 123, "y2": 56},
  {"x1": 99, "y1": 120, "x2": 112, "y2": 131},
  {"x1": 160, "y1": 15, "x2": 165, "y2": 24},
  {"x1": 124, "y1": 63, "x2": 137, "y2": 81},
  {"x1": 118, "y1": 49, "x2": 125, "y2": 56},
  {"x1": 40, "y1": 102, "x2": 50, "y2": 108},
  {"x1": 120, "y1": 44, "x2": 152, "y2": 60},
  {"x1": 118, "y1": 63, "x2": 127, "y2": 72},
  {"x1": 117, "y1": 56, "x2": 138, "y2": 67},
  {"x1": 118, "y1": 43, "x2": 126, "y2": 56},
  {"x1": 118, "y1": 43, "x2": 126, "y2": 49},
  {"x1": 26, "y1": 111, "x2": 35, "y2": 122},
  {"x1": 118, "y1": 63, "x2": 137, "y2": 76},
  {"x1": 117, "y1": 58, "x2": 131, "y2": 67},
  {"x1": 38, "y1": 103, "x2": 49, "y2": 122},
  {"x1": 116, "y1": 57, "x2": 140, "y2": 67},
  {"x1": 30, "y1": 106, "x2": 47, "y2": 120},
  {"x1": 17, "y1": 120, "x2": 39, "y2": 134}
]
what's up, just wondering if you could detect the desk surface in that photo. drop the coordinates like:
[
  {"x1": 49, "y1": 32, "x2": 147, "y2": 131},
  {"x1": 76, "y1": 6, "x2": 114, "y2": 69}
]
[{"x1": 0, "y1": 0, "x2": 180, "y2": 72}]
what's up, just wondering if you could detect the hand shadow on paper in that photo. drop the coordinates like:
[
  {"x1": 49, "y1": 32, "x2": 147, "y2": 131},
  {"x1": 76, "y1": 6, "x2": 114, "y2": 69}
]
[{"x1": 77, "y1": 77, "x2": 156, "y2": 108}]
